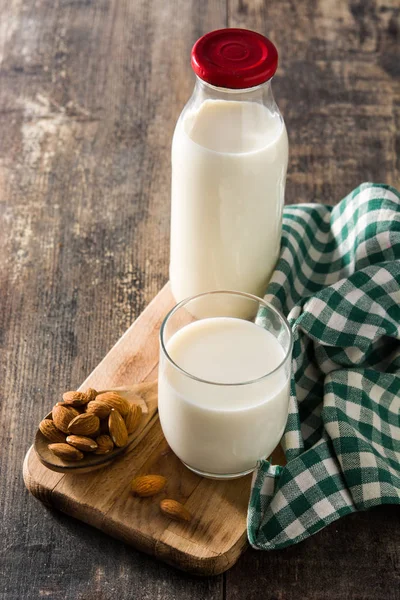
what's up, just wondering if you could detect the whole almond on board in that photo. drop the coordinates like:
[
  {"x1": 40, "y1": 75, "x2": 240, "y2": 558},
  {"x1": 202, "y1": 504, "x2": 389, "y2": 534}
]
[
  {"x1": 86, "y1": 400, "x2": 111, "y2": 420},
  {"x1": 160, "y1": 499, "x2": 192, "y2": 522},
  {"x1": 95, "y1": 392, "x2": 130, "y2": 418},
  {"x1": 85, "y1": 388, "x2": 98, "y2": 403},
  {"x1": 68, "y1": 413, "x2": 100, "y2": 436},
  {"x1": 131, "y1": 475, "x2": 166, "y2": 497},
  {"x1": 94, "y1": 434, "x2": 114, "y2": 455},
  {"x1": 52, "y1": 405, "x2": 79, "y2": 433},
  {"x1": 39, "y1": 419, "x2": 66, "y2": 443},
  {"x1": 125, "y1": 404, "x2": 142, "y2": 434},
  {"x1": 66, "y1": 435, "x2": 98, "y2": 452},
  {"x1": 108, "y1": 409, "x2": 128, "y2": 447},
  {"x1": 48, "y1": 443, "x2": 84, "y2": 461},
  {"x1": 62, "y1": 391, "x2": 89, "y2": 407}
]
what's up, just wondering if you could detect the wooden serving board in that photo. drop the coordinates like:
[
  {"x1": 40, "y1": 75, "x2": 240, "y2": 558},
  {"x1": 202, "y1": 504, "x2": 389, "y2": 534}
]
[{"x1": 23, "y1": 283, "x2": 284, "y2": 575}]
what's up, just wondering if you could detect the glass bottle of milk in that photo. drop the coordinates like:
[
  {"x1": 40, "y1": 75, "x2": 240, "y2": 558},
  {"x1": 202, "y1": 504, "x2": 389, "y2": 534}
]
[{"x1": 170, "y1": 29, "x2": 288, "y2": 302}]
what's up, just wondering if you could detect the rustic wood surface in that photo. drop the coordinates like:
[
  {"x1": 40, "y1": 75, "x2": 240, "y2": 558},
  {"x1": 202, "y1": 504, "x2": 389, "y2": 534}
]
[{"x1": 0, "y1": 0, "x2": 398, "y2": 598}]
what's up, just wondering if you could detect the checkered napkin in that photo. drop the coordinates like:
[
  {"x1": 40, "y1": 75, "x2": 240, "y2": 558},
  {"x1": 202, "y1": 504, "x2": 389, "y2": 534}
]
[{"x1": 248, "y1": 182, "x2": 400, "y2": 550}]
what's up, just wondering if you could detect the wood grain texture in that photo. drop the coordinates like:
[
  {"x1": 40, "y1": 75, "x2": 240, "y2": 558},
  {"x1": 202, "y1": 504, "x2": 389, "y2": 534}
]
[{"x1": 0, "y1": 0, "x2": 399, "y2": 597}]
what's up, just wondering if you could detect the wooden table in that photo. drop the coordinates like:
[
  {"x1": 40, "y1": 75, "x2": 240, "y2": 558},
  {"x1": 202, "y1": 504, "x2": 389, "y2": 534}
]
[{"x1": 1, "y1": 1, "x2": 399, "y2": 598}]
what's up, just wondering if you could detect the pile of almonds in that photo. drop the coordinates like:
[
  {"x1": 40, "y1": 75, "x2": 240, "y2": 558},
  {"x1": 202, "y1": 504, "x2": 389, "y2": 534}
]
[{"x1": 39, "y1": 388, "x2": 142, "y2": 461}]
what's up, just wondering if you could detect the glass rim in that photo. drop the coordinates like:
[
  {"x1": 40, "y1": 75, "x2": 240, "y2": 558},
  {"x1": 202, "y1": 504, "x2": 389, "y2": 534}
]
[{"x1": 159, "y1": 290, "x2": 293, "y2": 387}]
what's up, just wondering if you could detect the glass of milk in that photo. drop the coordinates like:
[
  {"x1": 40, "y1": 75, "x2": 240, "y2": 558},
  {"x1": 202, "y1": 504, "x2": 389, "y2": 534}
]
[
  {"x1": 158, "y1": 291, "x2": 293, "y2": 479},
  {"x1": 170, "y1": 29, "x2": 289, "y2": 302}
]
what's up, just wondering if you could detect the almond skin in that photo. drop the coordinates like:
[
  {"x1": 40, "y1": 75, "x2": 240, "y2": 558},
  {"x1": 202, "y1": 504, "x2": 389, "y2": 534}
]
[
  {"x1": 62, "y1": 391, "x2": 89, "y2": 407},
  {"x1": 68, "y1": 413, "x2": 100, "y2": 436},
  {"x1": 39, "y1": 419, "x2": 67, "y2": 443},
  {"x1": 52, "y1": 405, "x2": 80, "y2": 433},
  {"x1": 86, "y1": 400, "x2": 111, "y2": 420},
  {"x1": 66, "y1": 435, "x2": 98, "y2": 452},
  {"x1": 94, "y1": 434, "x2": 114, "y2": 455},
  {"x1": 48, "y1": 443, "x2": 84, "y2": 461},
  {"x1": 108, "y1": 409, "x2": 128, "y2": 447},
  {"x1": 125, "y1": 404, "x2": 142, "y2": 434},
  {"x1": 85, "y1": 388, "x2": 98, "y2": 403},
  {"x1": 160, "y1": 499, "x2": 192, "y2": 522},
  {"x1": 131, "y1": 475, "x2": 167, "y2": 497},
  {"x1": 95, "y1": 392, "x2": 130, "y2": 418}
]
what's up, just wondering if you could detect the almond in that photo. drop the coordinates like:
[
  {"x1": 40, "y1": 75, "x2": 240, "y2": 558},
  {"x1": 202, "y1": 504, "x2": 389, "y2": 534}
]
[
  {"x1": 108, "y1": 409, "x2": 128, "y2": 447},
  {"x1": 94, "y1": 434, "x2": 114, "y2": 455},
  {"x1": 160, "y1": 499, "x2": 192, "y2": 522},
  {"x1": 85, "y1": 388, "x2": 98, "y2": 403},
  {"x1": 125, "y1": 404, "x2": 142, "y2": 434},
  {"x1": 86, "y1": 400, "x2": 111, "y2": 420},
  {"x1": 39, "y1": 419, "x2": 67, "y2": 443},
  {"x1": 68, "y1": 413, "x2": 100, "y2": 436},
  {"x1": 95, "y1": 392, "x2": 130, "y2": 418},
  {"x1": 66, "y1": 435, "x2": 98, "y2": 452},
  {"x1": 55, "y1": 402, "x2": 85, "y2": 414},
  {"x1": 52, "y1": 405, "x2": 79, "y2": 433},
  {"x1": 48, "y1": 443, "x2": 84, "y2": 461},
  {"x1": 131, "y1": 475, "x2": 166, "y2": 497},
  {"x1": 62, "y1": 390, "x2": 89, "y2": 407}
]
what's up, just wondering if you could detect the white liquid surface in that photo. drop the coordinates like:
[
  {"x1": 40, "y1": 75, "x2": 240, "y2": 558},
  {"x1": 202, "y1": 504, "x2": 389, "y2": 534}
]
[
  {"x1": 170, "y1": 99, "x2": 289, "y2": 302},
  {"x1": 158, "y1": 317, "x2": 290, "y2": 476}
]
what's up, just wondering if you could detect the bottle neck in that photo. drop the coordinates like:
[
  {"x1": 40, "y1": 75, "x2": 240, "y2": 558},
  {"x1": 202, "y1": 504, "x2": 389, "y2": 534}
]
[{"x1": 194, "y1": 76, "x2": 275, "y2": 105}]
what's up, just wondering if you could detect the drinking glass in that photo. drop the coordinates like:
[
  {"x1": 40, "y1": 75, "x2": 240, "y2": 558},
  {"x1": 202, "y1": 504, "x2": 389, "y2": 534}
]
[{"x1": 158, "y1": 291, "x2": 293, "y2": 479}]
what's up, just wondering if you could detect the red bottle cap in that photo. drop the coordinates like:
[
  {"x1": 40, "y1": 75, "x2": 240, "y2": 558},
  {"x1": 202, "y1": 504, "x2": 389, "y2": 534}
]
[{"x1": 191, "y1": 28, "x2": 278, "y2": 89}]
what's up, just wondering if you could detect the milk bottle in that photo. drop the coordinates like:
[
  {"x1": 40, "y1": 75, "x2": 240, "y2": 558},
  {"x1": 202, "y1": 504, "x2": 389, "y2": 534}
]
[{"x1": 170, "y1": 29, "x2": 288, "y2": 301}]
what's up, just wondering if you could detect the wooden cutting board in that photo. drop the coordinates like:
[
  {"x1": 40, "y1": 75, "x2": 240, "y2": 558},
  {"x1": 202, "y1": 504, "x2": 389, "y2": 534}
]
[{"x1": 23, "y1": 283, "x2": 284, "y2": 576}]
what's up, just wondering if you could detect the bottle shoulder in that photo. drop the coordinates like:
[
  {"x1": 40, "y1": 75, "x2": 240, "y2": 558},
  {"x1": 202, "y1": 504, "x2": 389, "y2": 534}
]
[{"x1": 173, "y1": 99, "x2": 288, "y2": 156}]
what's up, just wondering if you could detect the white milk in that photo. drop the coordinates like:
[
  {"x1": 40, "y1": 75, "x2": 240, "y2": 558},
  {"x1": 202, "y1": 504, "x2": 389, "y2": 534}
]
[
  {"x1": 170, "y1": 99, "x2": 288, "y2": 302},
  {"x1": 158, "y1": 317, "x2": 290, "y2": 476}
]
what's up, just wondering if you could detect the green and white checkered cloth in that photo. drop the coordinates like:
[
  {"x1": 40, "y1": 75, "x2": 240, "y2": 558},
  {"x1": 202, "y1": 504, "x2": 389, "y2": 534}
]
[{"x1": 248, "y1": 182, "x2": 400, "y2": 550}]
